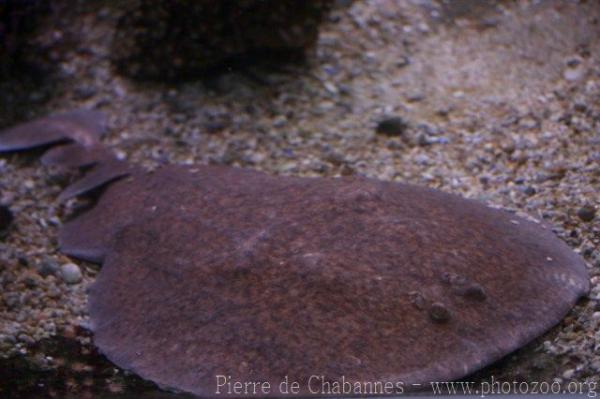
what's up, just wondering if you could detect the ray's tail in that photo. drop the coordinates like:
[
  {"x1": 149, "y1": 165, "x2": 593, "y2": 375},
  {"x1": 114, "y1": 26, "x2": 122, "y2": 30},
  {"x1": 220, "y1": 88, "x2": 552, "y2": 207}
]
[{"x1": 0, "y1": 110, "x2": 131, "y2": 201}]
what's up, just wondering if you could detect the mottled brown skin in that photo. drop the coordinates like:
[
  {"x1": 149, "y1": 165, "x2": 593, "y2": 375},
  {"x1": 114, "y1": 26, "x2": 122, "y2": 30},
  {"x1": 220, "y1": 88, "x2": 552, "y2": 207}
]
[
  {"x1": 82, "y1": 166, "x2": 588, "y2": 396},
  {"x1": 0, "y1": 111, "x2": 590, "y2": 397}
]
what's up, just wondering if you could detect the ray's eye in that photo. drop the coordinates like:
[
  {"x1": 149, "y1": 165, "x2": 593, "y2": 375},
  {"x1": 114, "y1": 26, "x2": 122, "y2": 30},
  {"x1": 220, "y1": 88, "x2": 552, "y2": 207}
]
[{"x1": 428, "y1": 302, "x2": 452, "y2": 323}]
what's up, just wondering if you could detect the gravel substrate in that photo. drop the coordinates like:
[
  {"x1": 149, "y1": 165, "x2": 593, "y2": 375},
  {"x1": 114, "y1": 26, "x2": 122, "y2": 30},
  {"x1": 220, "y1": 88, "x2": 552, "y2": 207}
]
[{"x1": 1, "y1": 0, "x2": 599, "y2": 396}]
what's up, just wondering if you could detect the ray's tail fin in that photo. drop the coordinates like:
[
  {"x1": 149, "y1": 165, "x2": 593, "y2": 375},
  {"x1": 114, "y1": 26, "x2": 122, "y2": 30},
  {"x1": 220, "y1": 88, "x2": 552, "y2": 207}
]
[{"x1": 0, "y1": 109, "x2": 132, "y2": 200}]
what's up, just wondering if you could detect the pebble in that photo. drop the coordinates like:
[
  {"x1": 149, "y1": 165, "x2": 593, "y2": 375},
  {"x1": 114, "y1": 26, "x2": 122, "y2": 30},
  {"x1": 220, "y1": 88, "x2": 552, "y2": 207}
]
[
  {"x1": 375, "y1": 116, "x2": 408, "y2": 136},
  {"x1": 73, "y1": 85, "x2": 97, "y2": 100},
  {"x1": 3, "y1": 292, "x2": 20, "y2": 309},
  {"x1": 563, "y1": 65, "x2": 585, "y2": 81},
  {"x1": 562, "y1": 369, "x2": 575, "y2": 379},
  {"x1": 522, "y1": 186, "x2": 536, "y2": 196},
  {"x1": 405, "y1": 92, "x2": 425, "y2": 102},
  {"x1": 396, "y1": 55, "x2": 410, "y2": 68},
  {"x1": 17, "y1": 333, "x2": 34, "y2": 345},
  {"x1": 577, "y1": 205, "x2": 596, "y2": 222},
  {"x1": 531, "y1": 357, "x2": 550, "y2": 370},
  {"x1": 61, "y1": 263, "x2": 83, "y2": 284}
]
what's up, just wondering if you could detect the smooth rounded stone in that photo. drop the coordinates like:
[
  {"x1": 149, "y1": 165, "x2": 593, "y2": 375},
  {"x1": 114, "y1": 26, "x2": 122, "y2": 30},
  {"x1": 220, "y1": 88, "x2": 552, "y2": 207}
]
[
  {"x1": 60, "y1": 262, "x2": 82, "y2": 284},
  {"x1": 577, "y1": 205, "x2": 596, "y2": 222},
  {"x1": 562, "y1": 369, "x2": 575, "y2": 379},
  {"x1": 563, "y1": 65, "x2": 585, "y2": 81},
  {"x1": 375, "y1": 116, "x2": 408, "y2": 136}
]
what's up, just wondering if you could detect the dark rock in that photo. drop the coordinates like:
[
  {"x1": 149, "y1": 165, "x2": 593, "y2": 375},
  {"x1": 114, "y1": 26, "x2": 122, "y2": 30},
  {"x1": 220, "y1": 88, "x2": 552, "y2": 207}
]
[
  {"x1": 324, "y1": 150, "x2": 347, "y2": 166},
  {"x1": 566, "y1": 58, "x2": 581, "y2": 68},
  {"x1": 73, "y1": 85, "x2": 97, "y2": 100},
  {"x1": 334, "y1": 0, "x2": 354, "y2": 8},
  {"x1": 522, "y1": 186, "x2": 536, "y2": 196},
  {"x1": 37, "y1": 258, "x2": 59, "y2": 277},
  {"x1": 386, "y1": 139, "x2": 404, "y2": 150},
  {"x1": 396, "y1": 55, "x2": 410, "y2": 68},
  {"x1": 375, "y1": 116, "x2": 408, "y2": 137},
  {"x1": 0, "y1": 205, "x2": 13, "y2": 231},
  {"x1": 3, "y1": 292, "x2": 20, "y2": 310},
  {"x1": 417, "y1": 133, "x2": 431, "y2": 146},
  {"x1": 0, "y1": 0, "x2": 80, "y2": 122},
  {"x1": 0, "y1": 1, "x2": 52, "y2": 121},
  {"x1": 577, "y1": 205, "x2": 596, "y2": 222},
  {"x1": 204, "y1": 120, "x2": 229, "y2": 134},
  {"x1": 17, "y1": 333, "x2": 34, "y2": 345},
  {"x1": 405, "y1": 92, "x2": 425, "y2": 102},
  {"x1": 0, "y1": 0, "x2": 51, "y2": 80},
  {"x1": 202, "y1": 107, "x2": 231, "y2": 134},
  {"x1": 22, "y1": 275, "x2": 38, "y2": 288},
  {"x1": 111, "y1": 0, "x2": 333, "y2": 81},
  {"x1": 531, "y1": 356, "x2": 551, "y2": 371}
]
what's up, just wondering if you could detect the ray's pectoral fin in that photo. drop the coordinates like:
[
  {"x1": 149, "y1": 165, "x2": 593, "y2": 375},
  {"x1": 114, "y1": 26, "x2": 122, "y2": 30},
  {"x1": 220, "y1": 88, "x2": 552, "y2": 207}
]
[
  {"x1": 41, "y1": 142, "x2": 114, "y2": 169},
  {"x1": 58, "y1": 160, "x2": 132, "y2": 202},
  {"x1": 1, "y1": 109, "x2": 135, "y2": 262},
  {"x1": 59, "y1": 215, "x2": 113, "y2": 264},
  {"x1": 0, "y1": 110, "x2": 134, "y2": 203},
  {"x1": 0, "y1": 109, "x2": 106, "y2": 151}
]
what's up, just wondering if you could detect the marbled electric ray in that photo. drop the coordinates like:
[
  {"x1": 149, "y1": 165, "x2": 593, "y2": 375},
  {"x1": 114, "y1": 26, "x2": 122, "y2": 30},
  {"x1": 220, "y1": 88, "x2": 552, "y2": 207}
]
[{"x1": 0, "y1": 111, "x2": 589, "y2": 397}]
